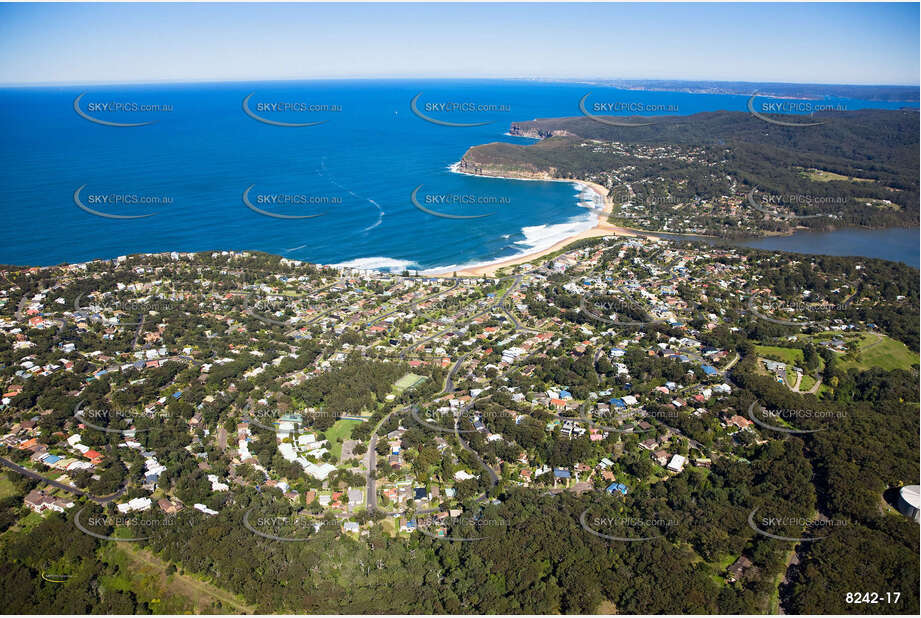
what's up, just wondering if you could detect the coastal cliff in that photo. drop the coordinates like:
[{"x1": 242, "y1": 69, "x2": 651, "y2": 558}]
[
  {"x1": 455, "y1": 152, "x2": 560, "y2": 180},
  {"x1": 508, "y1": 122, "x2": 576, "y2": 139},
  {"x1": 457, "y1": 136, "x2": 577, "y2": 180}
]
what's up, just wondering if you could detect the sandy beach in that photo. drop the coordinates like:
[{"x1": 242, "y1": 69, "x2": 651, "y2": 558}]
[{"x1": 434, "y1": 178, "x2": 639, "y2": 278}]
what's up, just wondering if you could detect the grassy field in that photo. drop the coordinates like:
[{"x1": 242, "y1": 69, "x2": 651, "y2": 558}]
[
  {"x1": 713, "y1": 554, "x2": 738, "y2": 570},
  {"x1": 705, "y1": 553, "x2": 736, "y2": 586},
  {"x1": 755, "y1": 345, "x2": 803, "y2": 365},
  {"x1": 380, "y1": 517, "x2": 397, "y2": 536},
  {"x1": 14, "y1": 511, "x2": 48, "y2": 534},
  {"x1": 393, "y1": 372, "x2": 426, "y2": 394},
  {"x1": 860, "y1": 197, "x2": 900, "y2": 210},
  {"x1": 596, "y1": 600, "x2": 618, "y2": 614},
  {"x1": 836, "y1": 333, "x2": 919, "y2": 372},
  {"x1": 800, "y1": 373, "x2": 817, "y2": 392},
  {"x1": 784, "y1": 330, "x2": 917, "y2": 374},
  {"x1": 768, "y1": 547, "x2": 798, "y2": 614},
  {"x1": 325, "y1": 418, "x2": 363, "y2": 459},
  {"x1": 102, "y1": 544, "x2": 254, "y2": 614},
  {"x1": 754, "y1": 331, "x2": 918, "y2": 384},
  {"x1": 802, "y1": 168, "x2": 874, "y2": 183},
  {"x1": 0, "y1": 473, "x2": 20, "y2": 500}
]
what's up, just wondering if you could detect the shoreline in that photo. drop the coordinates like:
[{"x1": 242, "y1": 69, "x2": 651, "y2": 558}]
[
  {"x1": 5, "y1": 223, "x2": 916, "y2": 272},
  {"x1": 412, "y1": 163, "x2": 894, "y2": 278},
  {"x1": 426, "y1": 165, "x2": 639, "y2": 278}
]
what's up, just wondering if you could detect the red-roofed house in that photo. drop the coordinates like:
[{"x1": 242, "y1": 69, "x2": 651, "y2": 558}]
[
  {"x1": 17, "y1": 438, "x2": 38, "y2": 451},
  {"x1": 728, "y1": 415, "x2": 753, "y2": 429}
]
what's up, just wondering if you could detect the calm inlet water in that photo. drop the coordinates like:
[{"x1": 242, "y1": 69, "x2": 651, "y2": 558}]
[
  {"x1": 0, "y1": 80, "x2": 914, "y2": 271},
  {"x1": 740, "y1": 228, "x2": 919, "y2": 269}
]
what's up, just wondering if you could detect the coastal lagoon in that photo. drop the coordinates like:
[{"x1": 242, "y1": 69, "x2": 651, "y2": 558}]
[
  {"x1": 0, "y1": 80, "x2": 914, "y2": 271},
  {"x1": 739, "y1": 227, "x2": 919, "y2": 268},
  {"x1": 652, "y1": 228, "x2": 919, "y2": 269}
]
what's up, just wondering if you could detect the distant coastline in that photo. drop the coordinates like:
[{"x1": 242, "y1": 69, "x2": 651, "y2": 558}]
[
  {"x1": 4, "y1": 81, "x2": 916, "y2": 272},
  {"x1": 519, "y1": 78, "x2": 921, "y2": 103}
]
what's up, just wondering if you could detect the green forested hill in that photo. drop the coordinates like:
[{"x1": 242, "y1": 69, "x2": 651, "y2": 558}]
[{"x1": 460, "y1": 110, "x2": 919, "y2": 230}]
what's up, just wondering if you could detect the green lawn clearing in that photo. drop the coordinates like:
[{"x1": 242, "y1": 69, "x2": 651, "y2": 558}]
[{"x1": 325, "y1": 418, "x2": 363, "y2": 459}]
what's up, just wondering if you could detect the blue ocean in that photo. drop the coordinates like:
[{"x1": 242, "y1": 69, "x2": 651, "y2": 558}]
[{"x1": 0, "y1": 80, "x2": 915, "y2": 271}]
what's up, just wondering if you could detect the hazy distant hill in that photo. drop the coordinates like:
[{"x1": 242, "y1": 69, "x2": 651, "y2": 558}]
[{"x1": 550, "y1": 79, "x2": 920, "y2": 102}]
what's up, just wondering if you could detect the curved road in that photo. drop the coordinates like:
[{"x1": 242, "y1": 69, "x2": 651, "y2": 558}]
[
  {"x1": 364, "y1": 351, "x2": 472, "y2": 511},
  {"x1": 398, "y1": 275, "x2": 523, "y2": 360},
  {"x1": 364, "y1": 280, "x2": 460, "y2": 329},
  {"x1": 453, "y1": 415, "x2": 500, "y2": 487},
  {"x1": 0, "y1": 455, "x2": 125, "y2": 504}
]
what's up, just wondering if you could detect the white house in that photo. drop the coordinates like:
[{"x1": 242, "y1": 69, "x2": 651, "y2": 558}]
[
  {"x1": 117, "y1": 497, "x2": 152, "y2": 513},
  {"x1": 667, "y1": 454, "x2": 687, "y2": 473}
]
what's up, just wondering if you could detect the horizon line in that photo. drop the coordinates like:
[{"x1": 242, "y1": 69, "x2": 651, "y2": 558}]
[{"x1": 1, "y1": 76, "x2": 919, "y2": 89}]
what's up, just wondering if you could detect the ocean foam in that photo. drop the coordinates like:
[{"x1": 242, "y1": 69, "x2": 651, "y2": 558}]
[
  {"x1": 424, "y1": 210, "x2": 596, "y2": 276},
  {"x1": 422, "y1": 165, "x2": 604, "y2": 275},
  {"x1": 330, "y1": 257, "x2": 420, "y2": 273},
  {"x1": 514, "y1": 216, "x2": 595, "y2": 252}
]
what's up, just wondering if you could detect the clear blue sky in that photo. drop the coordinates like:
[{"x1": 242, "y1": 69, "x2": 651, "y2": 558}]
[{"x1": 0, "y1": 2, "x2": 917, "y2": 85}]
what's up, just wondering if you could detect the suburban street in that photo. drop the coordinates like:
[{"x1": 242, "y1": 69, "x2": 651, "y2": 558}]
[{"x1": 0, "y1": 455, "x2": 125, "y2": 504}]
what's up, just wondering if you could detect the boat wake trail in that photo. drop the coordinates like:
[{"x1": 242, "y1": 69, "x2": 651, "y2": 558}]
[
  {"x1": 363, "y1": 200, "x2": 384, "y2": 232},
  {"x1": 320, "y1": 158, "x2": 385, "y2": 233}
]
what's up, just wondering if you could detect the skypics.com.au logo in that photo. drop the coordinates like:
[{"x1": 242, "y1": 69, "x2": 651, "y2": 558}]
[
  {"x1": 241, "y1": 403, "x2": 350, "y2": 432},
  {"x1": 74, "y1": 93, "x2": 173, "y2": 127},
  {"x1": 410, "y1": 185, "x2": 508, "y2": 219},
  {"x1": 747, "y1": 92, "x2": 846, "y2": 127},
  {"x1": 73, "y1": 185, "x2": 172, "y2": 220},
  {"x1": 73, "y1": 293, "x2": 179, "y2": 327},
  {"x1": 747, "y1": 401, "x2": 847, "y2": 434},
  {"x1": 410, "y1": 93, "x2": 510, "y2": 127},
  {"x1": 242, "y1": 93, "x2": 341, "y2": 127},
  {"x1": 73, "y1": 507, "x2": 184, "y2": 542},
  {"x1": 415, "y1": 514, "x2": 507, "y2": 542},
  {"x1": 409, "y1": 403, "x2": 503, "y2": 435},
  {"x1": 579, "y1": 292, "x2": 666, "y2": 327},
  {"x1": 580, "y1": 508, "x2": 680, "y2": 542},
  {"x1": 747, "y1": 187, "x2": 842, "y2": 220},
  {"x1": 746, "y1": 288, "x2": 851, "y2": 327},
  {"x1": 74, "y1": 401, "x2": 152, "y2": 436},
  {"x1": 242, "y1": 185, "x2": 335, "y2": 219},
  {"x1": 747, "y1": 507, "x2": 848, "y2": 542},
  {"x1": 578, "y1": 92, "x2": 670, "y2": 127},
  {"x1": 242, "y1": 508, "x2": 322, "y2": 542}
]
